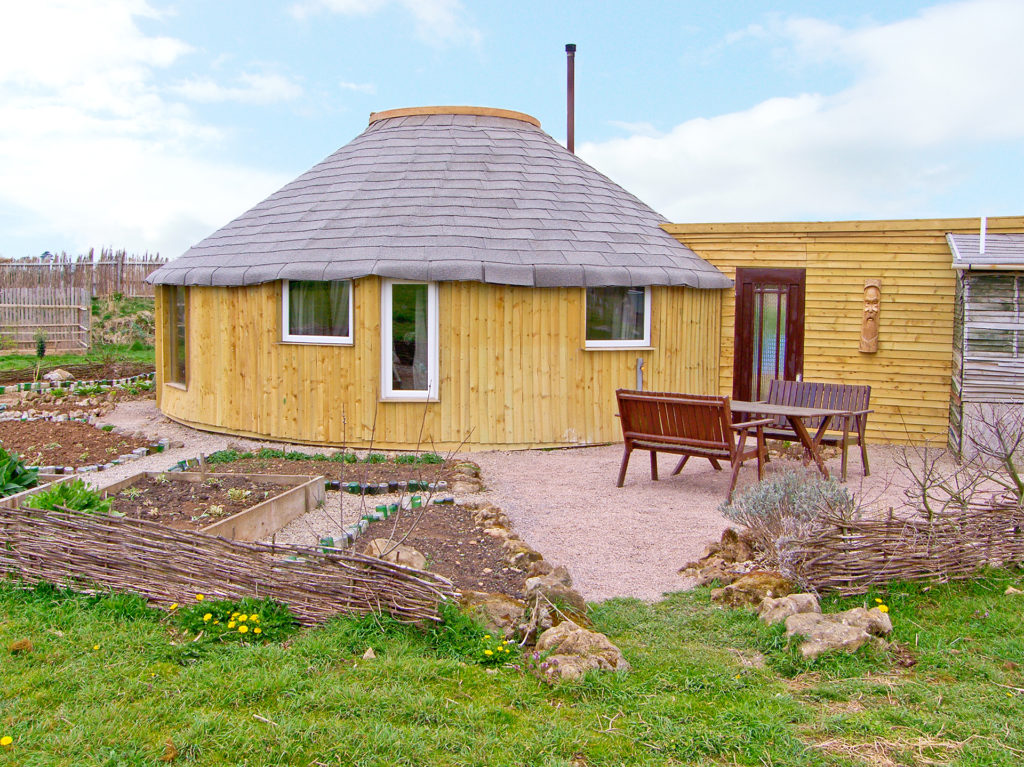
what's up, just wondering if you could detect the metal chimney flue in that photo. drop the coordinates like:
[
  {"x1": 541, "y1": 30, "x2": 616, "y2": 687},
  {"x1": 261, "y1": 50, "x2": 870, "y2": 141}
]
[{"x1": 566, "y1": 43, "x2": 576, "y2": 153}]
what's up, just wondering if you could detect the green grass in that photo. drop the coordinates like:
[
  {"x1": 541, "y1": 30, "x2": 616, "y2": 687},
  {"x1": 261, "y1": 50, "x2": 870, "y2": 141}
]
[
  {"x1": 0, "y1": 344, "x2": 154, "y2": 373},
  {"x1": 1, "y1": 571, "x2": 1022, "y2": 765}
]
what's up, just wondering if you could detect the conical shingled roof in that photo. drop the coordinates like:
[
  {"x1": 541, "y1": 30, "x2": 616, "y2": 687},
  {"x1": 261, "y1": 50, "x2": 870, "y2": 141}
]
[{"x1": 148, "y1": 107, "x2": 730, "y2": 289}]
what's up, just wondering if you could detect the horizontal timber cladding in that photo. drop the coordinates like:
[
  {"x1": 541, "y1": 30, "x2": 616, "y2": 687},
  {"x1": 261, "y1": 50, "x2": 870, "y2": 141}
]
[
  {"x1": 155, "y1": 279, "x2": 722, "y2": 449},
  {"x1": 664, "y1": 216, "x2": 1024, "y2": 445}
]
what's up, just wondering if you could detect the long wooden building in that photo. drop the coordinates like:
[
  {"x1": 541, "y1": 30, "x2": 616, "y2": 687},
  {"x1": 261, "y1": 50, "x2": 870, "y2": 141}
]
[{"x1": 148, "y1": 106, "x2": 730, "y2": 449}]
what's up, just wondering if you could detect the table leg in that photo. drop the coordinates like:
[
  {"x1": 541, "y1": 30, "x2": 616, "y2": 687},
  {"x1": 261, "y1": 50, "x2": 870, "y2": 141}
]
[{"x1": 788, "y1": 416, "x2": 831, "y2": 479}]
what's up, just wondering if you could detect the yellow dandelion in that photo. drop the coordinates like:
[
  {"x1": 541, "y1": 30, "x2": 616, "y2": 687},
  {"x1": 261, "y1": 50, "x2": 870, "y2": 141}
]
[
  {"x1": 484, "y1": 649, "x2": 493, "y2": 656},
  {"x1": 238, "y1": 614, "x2": 248, "y2": 622},
  {"x1": 238, "y1": 625, "x2": 249, "y2": 634},
  {"x1": 203, "y1": 613, "x2": 212, "y2": 622},
  {"x1": 92, "y1": 644, "x2": 100, "y2": 650},
  {"x1": 0, "y1": 735, "x2": 12, "y2": 747},
  {"x1": 231, "y1": 612, "x2": 239, "y2": 619},
  {"x1": 213, "y1": 620, "x2": 220, "y2": 625},
  {"x1": 253, "y1": 627, "x2": 262, "y2": 635},
  {"x1": 228, "y1": 621, "x2": 236, "y2": 628},
  {"x1": 195, "y1": 594, "x2": 204, "y2": 602},
  {"x1": 877, "y1": 605, "x2": 889, "y2": 613},
  {"x1": 874, "y1": 598, "x2": 883, "y2": 604},
  {"x1": 169, "y1": 602, "x2": 179, "y2": 610},
  {"x1": 250, "y1": 614, "x2": 260, "y2": 622}
]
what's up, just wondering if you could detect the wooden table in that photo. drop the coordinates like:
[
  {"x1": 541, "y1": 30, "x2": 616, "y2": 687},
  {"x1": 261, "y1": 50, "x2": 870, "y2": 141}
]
[{"x1": 731, "y1": 400, "x2": 851, "y2": 479}]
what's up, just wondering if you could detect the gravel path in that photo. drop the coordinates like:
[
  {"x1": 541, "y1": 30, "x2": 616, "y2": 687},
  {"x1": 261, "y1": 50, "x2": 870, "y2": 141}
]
[
  {"x1": 85, "y1": 400, "x2": 941, "y2": 604},
  {"x1": 468, "y1": 443, "x2": 930, "y2": 603}
]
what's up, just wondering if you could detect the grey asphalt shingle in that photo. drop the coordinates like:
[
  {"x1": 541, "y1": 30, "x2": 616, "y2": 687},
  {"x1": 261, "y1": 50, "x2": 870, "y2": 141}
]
[{"x1": 149, "y1": 109, "x2": 730, "y2": 290}]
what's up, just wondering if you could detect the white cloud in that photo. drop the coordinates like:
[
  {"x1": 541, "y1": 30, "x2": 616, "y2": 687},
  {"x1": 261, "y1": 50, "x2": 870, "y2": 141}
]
[
  {"x1": 0, "y1": 0, "x2": 290, "y2": 257},
  {"x1": 171, "y1": 73, "x2": 304, "y2": 104},
  {"x1": 291, "y1": 0, "x2": 480, "y2": 46},
  {"x1": 339, "y1": 80, "x2": 377, "y2": 95},
  {"x1": 579, "y1": 0, "x2": 1024, "y2": 221}
]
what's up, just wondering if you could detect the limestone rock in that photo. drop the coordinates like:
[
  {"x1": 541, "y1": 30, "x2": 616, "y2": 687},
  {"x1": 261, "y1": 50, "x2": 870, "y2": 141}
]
[
  {"x1": 785, "y1": 613, "x2": 870, "y2": 659},
  {"x1": 502, "y1": 539, "x2": 543, "y2": 568},
  {"x1": 718, "y1": 527, "x2": 755, "y2": 563},
  {"x1": 535, "y1": 620, "x2": 629, "y2": 681},
  {"x1": 454, "y1": 461, "x2": 481, "y2": 478},
  {"x1": 460, "y1": 591, "x2": 526, "y2": 640},
  {"x1": 526, "y1": 559, "x2": 554, "y2": 578},
  {"x1": 525, "y1": 566, "x2": 586, "y2": 617},
  {"x1": 758, "y1": 593, "x2": 821, "y2": 625},
  {"x1": 784, "y1": 607, "x2": 892, "y2": 660},
  {"x1": 452, "y1": 479, "x2": 484, "y2": 494},
  {"x1": 362, "y1": 539, "x2": 428, "y2": 570},
  {"x1": 362, "y1": 647, "x2": 376, "y2": 660},
  {"x1": 711, "y1": 571, "x2": 795, "y2": 607},
  {"x1": 1006, "y1": 586, "x2": 1022, "y2": 595},
  {"x1": 43, "y1": 368, "x2": 75, "y2": 383}
]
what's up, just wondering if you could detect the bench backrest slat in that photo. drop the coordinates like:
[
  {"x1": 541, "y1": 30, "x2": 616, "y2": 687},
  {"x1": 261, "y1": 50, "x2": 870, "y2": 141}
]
[
  {"x1": 616, "y1": 389, "x2": 734, "y2": 456},
  {"x1": 765, "y1": 380, "x2": 872, "y2": 430}
]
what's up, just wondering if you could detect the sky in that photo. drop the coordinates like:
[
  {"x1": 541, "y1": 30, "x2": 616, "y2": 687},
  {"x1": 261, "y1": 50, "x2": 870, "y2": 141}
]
[{"x1": 0, "y1": 0, "x2": 1022, "y2": 260}]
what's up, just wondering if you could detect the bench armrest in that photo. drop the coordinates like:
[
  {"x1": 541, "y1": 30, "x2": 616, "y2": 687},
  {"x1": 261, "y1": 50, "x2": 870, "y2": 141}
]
[{"x1": 732, "y1": 418, "x2": 773, "y2": 430}]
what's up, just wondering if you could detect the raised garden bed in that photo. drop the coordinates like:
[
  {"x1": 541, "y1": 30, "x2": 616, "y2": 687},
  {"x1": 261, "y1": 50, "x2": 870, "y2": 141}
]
[
  {"x1": 0, "y1": 419, "x2": 154, "y2": 468},
  {"x1": 98, "y1": 471, "x2": 325, "y2": 539},
  {"x1": 200, "y1": 449, "x2": 471, "y2": 486},
  {"x1": 7, "y1": 471, "x2": 325, "y2": 541}
]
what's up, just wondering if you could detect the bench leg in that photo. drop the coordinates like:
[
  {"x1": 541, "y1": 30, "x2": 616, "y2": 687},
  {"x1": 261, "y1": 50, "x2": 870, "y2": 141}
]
[
  {"x1": 840, "y1": 422, "x2": 850, "y2": 482},
  {"x1": 708, "y1": 457, "x2": 723, "y2": 471},
  {"x1": 650, "y1": 450, "x2": 659, "y2": 481},
  {"x1": 616, "y1": 447, "x2": 632, "y2": 487},
  {"x1": 727, "y1": 458, "x2": 743, "y2": 502},
  {"x1": 671, "y1": 456, "x2": 690, "y2": 475},
  {"x1": 860, "y1": 435, "x2": 871, "y2": 477}
]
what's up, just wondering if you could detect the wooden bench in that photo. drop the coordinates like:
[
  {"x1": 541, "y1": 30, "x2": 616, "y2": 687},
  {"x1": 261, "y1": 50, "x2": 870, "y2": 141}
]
[
  {"x1": 761, "y1": 380, "x2": 873, "y2": 481},
  {"x1": 615, "y1": 389, "x2": 771, "y2": 501}
]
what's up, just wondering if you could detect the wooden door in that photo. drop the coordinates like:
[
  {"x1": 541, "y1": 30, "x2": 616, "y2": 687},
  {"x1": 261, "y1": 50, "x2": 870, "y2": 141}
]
[{"x1": 733, "y1": 268, "x2": 805, "y2": 401}]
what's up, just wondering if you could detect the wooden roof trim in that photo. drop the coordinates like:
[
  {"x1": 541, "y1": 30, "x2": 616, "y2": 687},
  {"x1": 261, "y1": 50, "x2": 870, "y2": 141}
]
[
  {"x1": 368, "y1": 106, "x2": 541, "y2": 128},
  {"x1": 664, "y1": 215, "x2": 1024, "y2": 236}
]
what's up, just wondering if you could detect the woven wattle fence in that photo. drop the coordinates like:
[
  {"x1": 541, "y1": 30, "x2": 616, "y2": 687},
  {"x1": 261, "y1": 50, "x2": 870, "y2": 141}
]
[
  {"x1": 779, "y1": 498, "x2": 1024, "y2": 595},
  {"x1": 0, "y1": 506, "x2": 456, "y2": 625}
]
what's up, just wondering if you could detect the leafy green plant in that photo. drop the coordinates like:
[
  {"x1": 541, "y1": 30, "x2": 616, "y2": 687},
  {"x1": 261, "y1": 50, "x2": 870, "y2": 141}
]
[
  {"x1": 23, "y1": 478, "x2": 112, "y2": 515},
  {"x1": 256, "y1": 448, "x2": 287, "y2": 460},
  {"x1": 329, "y1": 451, "x2": 359, "y2": 464},
  {"x1": 426, "y1": 601, "x2": 518, "y2": 667},
  {"x1": 34, "y1": 330, "x2": 47, "y2": 360},
  {"x1": 170, "y1": 596, "x2": 297, "y2": 644},
  {"x1": 226, "y1": 487, "x2": 251, "y2": 502},
  {"x1": 100, "y1": 424, "x2": 115, "y2": 432},
  {"x1": 0, "y1": 446, "x2": 39, "y2": 498},
  {"x1": 417, "y1": 452, "x2": 444, "y2": 465},
  {"x1": 362, "y1": 452, "x2": 388, "y2": 464},
  {"x1": 395, "y1": 454, "x2": 417, "y2": 464}
]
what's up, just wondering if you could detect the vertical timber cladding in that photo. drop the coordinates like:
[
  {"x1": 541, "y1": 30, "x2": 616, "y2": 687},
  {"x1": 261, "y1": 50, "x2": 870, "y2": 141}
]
[
  {"x1": 156, "y1": 277, "x2": 722, "y2": 449},
  {"x1": 663, "y1": 216, "x2": 1024, "y2": 444}
]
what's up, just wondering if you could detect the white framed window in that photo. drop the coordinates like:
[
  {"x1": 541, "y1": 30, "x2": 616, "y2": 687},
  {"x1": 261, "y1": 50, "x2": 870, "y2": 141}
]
[
  {"x1": 282, "y1": 279, "x2": 353, "y2": 344},
  {"x1": 168, "y1": 285, "x2": 187, "y2": 386},
  {"x1": 585, "y1": 286, "x2": 651, "y2": 348},
  {"x1": 381, "y1": 279, "x2": 438, "y2": 400}
]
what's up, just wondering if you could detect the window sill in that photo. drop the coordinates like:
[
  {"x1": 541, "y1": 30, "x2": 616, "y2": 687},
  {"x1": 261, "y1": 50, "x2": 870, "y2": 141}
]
[
  {"x1": 164, "y1": 382, "x2": 188, "y2": 391},
  {"x1": 583, "y1": 345, "x2": 654, "y2": 352},
  {"x1": 280, "y1": 338, "x2": 354, "y2": 347},
  {"x1": 380, "y1": 396, "x2": 440, "y2": 404}
]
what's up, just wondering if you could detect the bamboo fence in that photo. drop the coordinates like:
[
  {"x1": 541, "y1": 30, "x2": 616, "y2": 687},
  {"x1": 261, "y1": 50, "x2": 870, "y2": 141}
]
[
  {"x1": 0, "y1": 250, "x2": 166, "y2": 297},
  {"x1": 0, "y1": 505, "x2": 457, "y2": 625},
  {"x1": 779, "y1": 498, "x2": 1024, "y2": 594},
  {"x1": 0, "y1": 286, "x2": 91, "y2": 352}
]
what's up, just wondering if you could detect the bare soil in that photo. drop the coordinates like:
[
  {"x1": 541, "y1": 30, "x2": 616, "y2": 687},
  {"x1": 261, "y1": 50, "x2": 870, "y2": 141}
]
[
  {"x1": 110, "y1": 474, "x2": 285, "y2": 531},
  {"x1": 0, "y1": 419, "x2": 153, "y2": 466},
  {"x1": 360, "y1": 503, "x2": 523, "y2": 597},
  {"x1": 0, "y1": 361, "x2": 154, "y2": 386},
  {"x1": 207, "y1": 457, "x2": 462, "y2": 485}
]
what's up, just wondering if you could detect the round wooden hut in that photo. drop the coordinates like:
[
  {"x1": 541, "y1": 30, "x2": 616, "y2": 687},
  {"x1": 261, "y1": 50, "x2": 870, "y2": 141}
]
[{"x1": 148, "y1": 106, "x2": 731, "y2": 449}]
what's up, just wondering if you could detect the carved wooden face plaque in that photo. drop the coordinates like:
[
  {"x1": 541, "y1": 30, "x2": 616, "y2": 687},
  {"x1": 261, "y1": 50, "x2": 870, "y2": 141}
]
[{"x1": 859, "y1": 280, "x2": 881, "y2": 353}]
